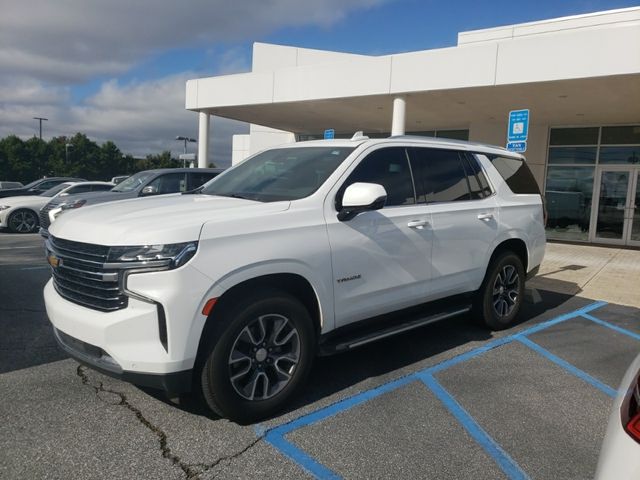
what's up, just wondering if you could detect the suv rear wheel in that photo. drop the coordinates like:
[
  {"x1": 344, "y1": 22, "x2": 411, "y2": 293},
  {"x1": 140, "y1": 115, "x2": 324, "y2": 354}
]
[
  {"x1": 198, "y1": 290, "x2": 316, "y2": 423},
  {"x1": 475, "y1": 251, "x2": 525, "y2": 330}
]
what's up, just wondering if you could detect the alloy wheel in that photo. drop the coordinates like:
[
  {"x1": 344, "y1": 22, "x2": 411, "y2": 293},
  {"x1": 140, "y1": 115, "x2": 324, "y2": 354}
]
[
  {"x1": 492, "y1": 265, "x2": 520, "y2": 318},
  {"x1": 228, "y1": 313, "x2": 300, "y2": 401},
  {"x1": 10, "y1": 211, "x2": 37, "y2": 233}
]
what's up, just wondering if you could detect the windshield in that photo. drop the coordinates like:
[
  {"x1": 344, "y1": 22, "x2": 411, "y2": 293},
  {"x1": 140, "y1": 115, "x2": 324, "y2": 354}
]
[
  {"x1": 111, "y1": 171, "x2": 156, "y2": 192},
  {"x1": 201, "y1": 147, "x2": 355, "y2": 202},
  {"x1": 41, "y1": 183, "x2": 73, "y2": 197},
  {"x1": 22, "y1": 179, "x2": 41, "y2": 189}
]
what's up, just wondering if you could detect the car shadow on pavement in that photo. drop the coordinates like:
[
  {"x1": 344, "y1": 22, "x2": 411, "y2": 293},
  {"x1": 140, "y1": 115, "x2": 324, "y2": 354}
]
[{"x1": 139, "y1": 286, "x2": 581, "y2": 424}]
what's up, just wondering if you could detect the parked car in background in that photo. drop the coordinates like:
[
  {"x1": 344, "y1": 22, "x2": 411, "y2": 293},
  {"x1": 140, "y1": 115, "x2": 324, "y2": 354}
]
[
  {"x1": 0, "y1": 181, "x2": 113, "y2": 233},
  {"x1": 596, "y1": 352, "x2": 640, "y2": 480},
  {"x1": 40, "y1": 168, "x2": 224, "y2": 235},
  {"x1": 44, "y1": 136, "x2": 545, "y2": 421},
  {"x1": 0, "y1": 177, "x2": 84, "y2": 199},
  {"x1": 110, "y1": 175, "x2": 130, "y2": 185},
  {"x1": 0, "y1": 181, "x2": 24, "y2": 190}
]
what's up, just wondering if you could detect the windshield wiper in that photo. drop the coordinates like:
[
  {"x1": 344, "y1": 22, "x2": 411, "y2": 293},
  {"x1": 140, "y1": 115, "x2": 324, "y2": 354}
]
[
  {"x1": 182, "y1": 186, "x2": 204, "y2": 195},
  {"x1": 213, "y1": 193, "x2": 262, "y2": 202}
]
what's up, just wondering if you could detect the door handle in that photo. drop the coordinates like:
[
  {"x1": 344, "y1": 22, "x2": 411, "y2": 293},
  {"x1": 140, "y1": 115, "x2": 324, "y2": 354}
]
[
  {"x1": 407, "y1": 219, "x2": 429, "y2": 229},
  {"x1": 477, "y1": 213, "x2": 494, "y2": 221}
]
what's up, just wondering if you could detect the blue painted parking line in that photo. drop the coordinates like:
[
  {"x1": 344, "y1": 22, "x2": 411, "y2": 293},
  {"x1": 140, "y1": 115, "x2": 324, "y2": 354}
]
[
  {"x1": 264, "y1": 375, "x2": 414, "y2": 479},
  {"x1": 580, "y1": 313, "x2": 640, "y2": 341},
  {"x1": 264, "y1": 301, "x2": 611, "y2": 479},
  {"x1": 516, "y1": 336, "x2": 617, "y2": 397},
  {"x1": 265, "y1": 432, "x2": 341, "y2": 480},
  {"x1": 419, "y1": 373, "x2": 529, "y2": 480}
]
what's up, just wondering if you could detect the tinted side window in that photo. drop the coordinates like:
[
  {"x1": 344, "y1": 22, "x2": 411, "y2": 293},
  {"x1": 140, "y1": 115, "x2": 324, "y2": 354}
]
[
  {"x1": 487, "y1": 155, "x2": 540, "y2": 194},
  {"x1": 463, "y1": 153, "x2": 493, "y2": 199},
  {"x1": 408, "y1": 148, "x2": 470, "y2": 203},
  {"x1": 338, "y1": 147, "x2": 415, "y2": 208},
  {"x1": 67, "y1": 185, "x2": 93, "y2": 194},
  {"x1": 91, "y1": 184, "x2": 114, "y2": 192},
  {"x1": 37, "y1": 180, "x2": 61, "y2": 191},
  {"x1": 189, "y1": 172, "x2": 218, "y2": 190},
  {"x1": 146, "y1": 173, "x2": 188, "y2": 194}
]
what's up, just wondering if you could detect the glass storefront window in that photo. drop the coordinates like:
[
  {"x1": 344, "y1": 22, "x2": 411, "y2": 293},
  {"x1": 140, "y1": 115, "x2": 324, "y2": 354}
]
[
  {"x1": 545, "y1": 166, "x2": 594, "y2": 241},
  {"x1": 435, "y1": 129, "x2": 469, "y2": 141},
  {"x1": 548, "y1": 147, "x2": 597, "y2": 164},
  {"x1": 549, "y1": 127, "x2": 599, "y2": 146},
  {"x1": 601, "y1": 126, "x2": 640, "y2": 145},
  {"x1": 599, "y1": 147, "x2": 640, "y2": 165}
]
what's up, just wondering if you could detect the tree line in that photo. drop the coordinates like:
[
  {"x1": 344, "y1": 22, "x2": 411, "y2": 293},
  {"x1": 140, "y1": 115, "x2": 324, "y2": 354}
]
[{"x1": 0, "y1": 133, "x2": 193, "y2": 183}]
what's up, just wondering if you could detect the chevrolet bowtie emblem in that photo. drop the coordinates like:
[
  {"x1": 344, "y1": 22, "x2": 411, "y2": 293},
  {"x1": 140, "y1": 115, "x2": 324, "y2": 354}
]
[{"x1": 47, "y1": 254, "x2": 62, "y2": 268}]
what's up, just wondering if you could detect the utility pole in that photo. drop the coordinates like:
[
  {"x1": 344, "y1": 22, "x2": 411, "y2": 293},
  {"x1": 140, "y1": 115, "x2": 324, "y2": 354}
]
[{"x1": 33, "y1": 117, "x2": 48, "y2": 140}]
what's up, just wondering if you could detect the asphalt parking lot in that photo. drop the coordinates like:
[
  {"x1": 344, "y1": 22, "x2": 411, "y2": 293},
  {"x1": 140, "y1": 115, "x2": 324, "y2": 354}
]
[{"x1": 1, "y1": 233, "x2": 639, "y2": 479}]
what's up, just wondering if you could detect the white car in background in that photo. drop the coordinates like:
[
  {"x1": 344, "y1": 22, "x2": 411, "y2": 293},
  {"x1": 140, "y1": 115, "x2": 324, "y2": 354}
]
[
  {"x1": 596, "y1": 352, "x2": 640, "y2": 479},
  {"x1": 0, "y1": 181, "x2": 114, "y2": 233}
]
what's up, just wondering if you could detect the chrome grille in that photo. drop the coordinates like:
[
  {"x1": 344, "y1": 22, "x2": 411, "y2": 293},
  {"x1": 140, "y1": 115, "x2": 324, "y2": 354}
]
[
  {"x1": 48, "y1": 236, "x2": 128, "y2": 312},
  {"x1": 39, "y1": 203, "x2": 55, "y2": 230}
]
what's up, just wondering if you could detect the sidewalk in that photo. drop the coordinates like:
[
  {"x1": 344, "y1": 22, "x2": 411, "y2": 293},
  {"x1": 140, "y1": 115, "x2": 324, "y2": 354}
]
[{"x1": 529, "y1": 242, "x2": 640, "y2": 308}]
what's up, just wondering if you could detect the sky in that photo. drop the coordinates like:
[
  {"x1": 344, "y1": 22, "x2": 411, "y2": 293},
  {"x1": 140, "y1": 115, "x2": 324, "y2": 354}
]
[{"x1": 1, "y1": 0, "x2": 637, "y2": 167}]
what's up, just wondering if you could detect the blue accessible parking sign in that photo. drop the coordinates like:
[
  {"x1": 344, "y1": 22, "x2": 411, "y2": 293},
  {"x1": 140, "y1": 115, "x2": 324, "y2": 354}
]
[
  {"x1": 507, "y1": 109, "x2": 529, "y2": 142},
  {"x1": 324, "y1": 129, "x2": 335, "y2": 140}
]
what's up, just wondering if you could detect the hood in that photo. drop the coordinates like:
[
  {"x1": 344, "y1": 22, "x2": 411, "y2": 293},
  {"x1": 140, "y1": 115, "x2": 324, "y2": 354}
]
[
  {"x1": 0, "y1": 195, "x2": 47, "y2": 208},
  {"x1": 47, "y1": 190, "x2": 126, "y2": 207},
  {"x1": 49, "y1": 193, "x2": 290, "y2": 245}
]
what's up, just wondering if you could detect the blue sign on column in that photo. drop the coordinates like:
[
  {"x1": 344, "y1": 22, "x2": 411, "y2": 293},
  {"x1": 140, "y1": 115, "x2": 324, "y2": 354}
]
[
  {"x1": 507, "y1": 109, "x2": 529, "y2": 142},
  {"x1": 324, "y1": 129, "x2": 335, "y2": 140}
]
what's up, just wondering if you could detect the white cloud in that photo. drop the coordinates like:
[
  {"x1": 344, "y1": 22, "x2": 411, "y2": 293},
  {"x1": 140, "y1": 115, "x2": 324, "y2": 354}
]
[
  {"x1": 0, "y1": 0, "x2": 390, "y2": 167},
  {"x1": 0, "y1": 72, "x2": 248, "y2": 167},
  {"x1": 1, "y1": 0, "x2": 386, "y2": 84}
]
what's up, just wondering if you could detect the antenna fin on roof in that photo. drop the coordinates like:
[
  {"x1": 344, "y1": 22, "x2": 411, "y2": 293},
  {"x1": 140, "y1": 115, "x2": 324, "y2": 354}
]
[{"x1": 351, "y1": 131, "x2": 369, "y2": 140}]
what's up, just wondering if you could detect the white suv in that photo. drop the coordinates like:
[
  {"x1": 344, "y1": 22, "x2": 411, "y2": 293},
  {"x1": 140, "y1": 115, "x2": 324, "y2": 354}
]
[{"x1": 44, "y1": 136, "x2": 545, "y2": 421}]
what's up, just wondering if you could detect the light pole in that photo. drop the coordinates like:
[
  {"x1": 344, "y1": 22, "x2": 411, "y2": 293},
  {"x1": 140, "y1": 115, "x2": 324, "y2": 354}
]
[
  {"x1": 33, "y1": 117, "x2": 48, "y2": 140},
  {"x1": 175, "y1": 136, "x2": 196, "y2": 167},
  {"x1": 65, "y1": 143, "x2": 73, "y2": 163}
]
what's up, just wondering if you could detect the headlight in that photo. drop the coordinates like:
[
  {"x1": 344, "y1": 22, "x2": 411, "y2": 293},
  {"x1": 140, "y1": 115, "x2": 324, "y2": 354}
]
[
  {"x1": 60, "y1": 199, "x2": 87, "y2": 211},
  {"x1": 108, "y1": 242, "x2": 198, "y2": 269},
  {"x1": 0, "y1": 206, "x2": 11, "y2": 211}
]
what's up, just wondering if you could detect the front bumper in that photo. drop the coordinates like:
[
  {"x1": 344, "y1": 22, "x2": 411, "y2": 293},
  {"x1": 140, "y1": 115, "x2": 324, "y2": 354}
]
[
  {"x1": 0, "y1": 209, "x2": 9, "y2": 228},
  {"x1": 53, "y1": 327, "x2": 192, "y2": 393}
]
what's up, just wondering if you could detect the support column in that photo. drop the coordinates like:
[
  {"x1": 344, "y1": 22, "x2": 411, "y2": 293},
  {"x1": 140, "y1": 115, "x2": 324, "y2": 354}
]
[
  {"x1": 391, "y1": 96, "x2": 406, "y2": 136},
  {"x1": 198, "y1": 112, "x2": 210, "y2": 168}
]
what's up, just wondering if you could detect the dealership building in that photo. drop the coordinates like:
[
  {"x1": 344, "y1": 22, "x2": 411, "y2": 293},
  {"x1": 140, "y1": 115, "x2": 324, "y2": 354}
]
[{"x1": 186, "y1": 7, "x2": 640, "y2": 247}]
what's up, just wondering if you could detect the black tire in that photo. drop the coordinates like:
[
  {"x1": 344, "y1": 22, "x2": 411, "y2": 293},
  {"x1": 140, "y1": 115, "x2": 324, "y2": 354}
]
[
  {"x1": 8, "y1": 209, "x2": 39, "y2": 233},
  {"x1": 198, "y1": 290, "x2": 316, "y2": 423},
  {"x1": 474, "y1": 251, "x2": 525, "y2": 330}
]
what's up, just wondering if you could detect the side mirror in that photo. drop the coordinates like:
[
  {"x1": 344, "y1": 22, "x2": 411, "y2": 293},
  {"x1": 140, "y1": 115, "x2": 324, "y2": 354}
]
[
  {"x1": 337, "y1": 182, "x2": 387, "y2": 221},
  {"x1": 140, "y1": 185, "x2": 158, "y2": 196}
]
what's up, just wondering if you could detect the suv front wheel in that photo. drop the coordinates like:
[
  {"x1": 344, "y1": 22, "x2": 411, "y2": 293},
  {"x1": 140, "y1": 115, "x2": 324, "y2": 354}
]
[
  {"x1": 198, "y1": 290, "x2": 316, "y2": 423},
  {"x1": 476, "y1": 251, "x2": 525, "y2": 330}
]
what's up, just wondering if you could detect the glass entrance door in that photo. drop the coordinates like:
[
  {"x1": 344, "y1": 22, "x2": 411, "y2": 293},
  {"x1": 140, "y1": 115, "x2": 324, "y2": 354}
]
[
  {"x1": 591, "y1": 167, "x2": 640, "y2": 246},
  {"x1": 629, "y1": 171, "x2": 640, "y2": 247}
]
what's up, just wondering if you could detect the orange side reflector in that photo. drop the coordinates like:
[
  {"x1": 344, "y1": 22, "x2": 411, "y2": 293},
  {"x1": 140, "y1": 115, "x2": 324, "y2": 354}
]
[{"x1": 202, "y1": 298, "x2": 218, "y2": 316}]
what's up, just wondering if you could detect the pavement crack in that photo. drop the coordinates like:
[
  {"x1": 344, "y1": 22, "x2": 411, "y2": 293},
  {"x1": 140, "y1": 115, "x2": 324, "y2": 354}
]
[
  {"x1": 193, "y1": 435, "x2": 264, "y2": 479},
  {"x1": 76, "y1": 365, "x2": 264, "y2": 479}
]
